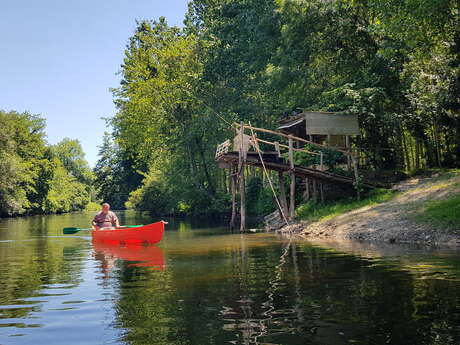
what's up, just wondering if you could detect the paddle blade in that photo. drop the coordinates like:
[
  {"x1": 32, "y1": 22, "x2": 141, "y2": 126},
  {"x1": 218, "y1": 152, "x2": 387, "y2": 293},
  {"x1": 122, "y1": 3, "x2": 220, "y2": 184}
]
[{"x1": 63, "y1": 227, "x2": 80, "y2": 234}]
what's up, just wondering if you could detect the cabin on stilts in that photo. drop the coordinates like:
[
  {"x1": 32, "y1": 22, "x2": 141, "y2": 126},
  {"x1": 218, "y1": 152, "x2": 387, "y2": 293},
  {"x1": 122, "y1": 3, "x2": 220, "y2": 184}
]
[{"x1": 215, "y1": 111, "x2": 385, "y2": 231}]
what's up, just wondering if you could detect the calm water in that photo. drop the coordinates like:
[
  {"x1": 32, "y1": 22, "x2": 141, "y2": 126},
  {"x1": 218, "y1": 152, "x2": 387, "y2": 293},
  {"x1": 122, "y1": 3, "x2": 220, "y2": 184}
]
[{"x1": 0, "y1": 211, "x2": 459, "y2": 345}]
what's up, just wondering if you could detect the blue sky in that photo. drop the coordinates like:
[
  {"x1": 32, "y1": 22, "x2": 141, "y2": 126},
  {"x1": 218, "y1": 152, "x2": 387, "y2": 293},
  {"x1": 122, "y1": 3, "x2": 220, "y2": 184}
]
[{"x1": 0, "y1": 0, "x2": 189, "y2": 166}]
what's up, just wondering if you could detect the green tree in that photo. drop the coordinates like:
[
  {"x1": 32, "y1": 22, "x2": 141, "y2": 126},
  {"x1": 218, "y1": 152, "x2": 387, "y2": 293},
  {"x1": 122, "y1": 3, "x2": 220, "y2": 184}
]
[
  {"x1": 0, "y1": 110, "x2": 47, "y2": 215},
  {"x1": 0, "y1": 110, "x2": 93, "y2": 216},
  {"x1": 93, "y1": 132, "x2": 143, "y2": 209},
  {"x1": 52, "y1": 138, "x2": 94, "y2": 185},
  {"x1": 109, "y1": 18, "x2": 227, "y2": 214}
]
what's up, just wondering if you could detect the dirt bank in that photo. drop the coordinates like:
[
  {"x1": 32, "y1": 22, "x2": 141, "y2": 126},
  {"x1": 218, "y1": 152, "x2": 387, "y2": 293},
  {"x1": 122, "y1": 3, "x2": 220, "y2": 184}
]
[{"x1": 278, "y1": 173, "x2": 460, "y2": 246}]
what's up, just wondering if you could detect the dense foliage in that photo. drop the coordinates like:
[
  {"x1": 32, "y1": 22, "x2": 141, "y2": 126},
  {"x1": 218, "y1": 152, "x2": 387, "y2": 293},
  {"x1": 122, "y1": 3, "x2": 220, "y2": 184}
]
[
  {"x1": 0, "y1": 110, "x2": 94, "y2": 216},
  {"x1": 95, "y1": 0, "x2": 460, "y2": 216}
]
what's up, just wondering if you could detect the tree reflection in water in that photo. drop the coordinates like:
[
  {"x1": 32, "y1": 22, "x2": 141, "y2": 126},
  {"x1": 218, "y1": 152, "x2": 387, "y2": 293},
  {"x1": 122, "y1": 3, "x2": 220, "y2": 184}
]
[{"x1": 108, "y1": 234, "x2": 460, "y2": 345}]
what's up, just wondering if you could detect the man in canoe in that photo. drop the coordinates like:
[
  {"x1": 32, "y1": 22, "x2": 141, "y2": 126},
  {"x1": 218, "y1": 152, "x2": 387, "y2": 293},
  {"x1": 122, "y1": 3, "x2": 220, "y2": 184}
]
[{"x1": 92, "y1": 203, "x2": 120, "y2": 230}]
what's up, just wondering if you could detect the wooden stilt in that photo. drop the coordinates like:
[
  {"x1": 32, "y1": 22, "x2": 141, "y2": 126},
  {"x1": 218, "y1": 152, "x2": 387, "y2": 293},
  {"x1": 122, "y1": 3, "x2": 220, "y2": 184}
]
[
  {"x1": 302, "y1": 178, "x2": 310, "y2": 201},
  {"x1": 274, "y1": 141, "x2": 281, "y2": 158},
  {"x1": 320, "y1": 182, "x2": 324, "y2": 203},
  {"x1": 346, "y1": 136, "x2": 351, "y2": 172},
  {"x1": 278, "y1": 172, "x2": 289, "y2": 219},
  {"x1": 240, "y1": 166, "x2": 246, "y2": 232},
  {"x1": 230, "y1": 165, "x2": 237, "y2": 229},
  {"x1": 239, "y1": 122, "x2": 246, "y2": 232},
  {"x1": 288, "y1": 137, "x2": 296, "y2": 220},
  {"x1": 351, "y1": 155, "x2": 360, "y2": 201},
  {"x1": 313, "y1": 179, "x2": 318, "y2": 201}
]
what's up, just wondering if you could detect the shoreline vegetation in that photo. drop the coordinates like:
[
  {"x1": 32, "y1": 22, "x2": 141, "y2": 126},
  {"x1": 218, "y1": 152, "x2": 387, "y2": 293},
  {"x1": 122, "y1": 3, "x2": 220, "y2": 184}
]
[
  {"x1": 3, "y1": 0, "x2": 460, "y2": 241},
  {"x1": 276, "y1": 170, "x2": 460, "y2": 246},
  {"x1": 0, "y1": 110, "x2": 95, "y2": 217},
  {"x1": 92, "y1": 1, "x2": 460, "y2": 222}
]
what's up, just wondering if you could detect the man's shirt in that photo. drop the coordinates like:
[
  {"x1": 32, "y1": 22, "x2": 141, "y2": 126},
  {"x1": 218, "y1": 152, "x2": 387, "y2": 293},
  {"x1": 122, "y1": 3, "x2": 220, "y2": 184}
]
[{"x1": 92, "y1": 211, "x2": 118, "y2": 228}]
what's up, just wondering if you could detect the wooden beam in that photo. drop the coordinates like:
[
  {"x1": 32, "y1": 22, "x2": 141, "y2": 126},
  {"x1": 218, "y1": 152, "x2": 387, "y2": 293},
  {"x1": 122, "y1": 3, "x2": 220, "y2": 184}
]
[{"x1": 217, "y1": 152, "x2": 387, "y2": 188}]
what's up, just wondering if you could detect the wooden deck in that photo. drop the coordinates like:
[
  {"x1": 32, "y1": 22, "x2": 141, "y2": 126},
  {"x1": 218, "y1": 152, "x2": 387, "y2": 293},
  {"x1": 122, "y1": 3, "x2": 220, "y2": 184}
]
[{"x1": 217, "y1": 151, "x2": 386, "y2": 189}]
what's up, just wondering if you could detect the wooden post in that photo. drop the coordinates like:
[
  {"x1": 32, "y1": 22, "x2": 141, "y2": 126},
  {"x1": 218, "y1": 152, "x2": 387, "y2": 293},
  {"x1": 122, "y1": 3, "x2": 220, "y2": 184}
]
[
  {"x1": 346, "y1": 136, "x2": 351, "y2": 171},
  {"x1": 351, "y1": 155, "x2": 360, "y2": 201},
  {"x1": 434, "y1": 124, "x2": 442, "y2": 168},
  {"x1": 320, "y1": 151, "x2": 324, "y2": 170},
  {"x1": 278, "y1": 172, "x2": 289, "y2": 220},
  {"x1": 239, "y1": 122, "x2": 246, "y2": 231},
  {"x1": 320, "y1": 183, "x2": 324, "y2": 203},
  {"x1": 230, "y1": 165, "x2": 237, "y2": 229},
  {"x1": 312, "y1": 179, "x2": 318, "y2": 201},
  {"x1": 288, "y1": 136, "x2": 296, "y2": 220},
  {"x1": 274, "y1": 141, "x2": 281, "y2": 157},
  {"x1": 222, "y1": 169, "x2": 227, "y2": 193},
  {"x1": 303, "y1": 178, "x2": 310, "y2": 201}
]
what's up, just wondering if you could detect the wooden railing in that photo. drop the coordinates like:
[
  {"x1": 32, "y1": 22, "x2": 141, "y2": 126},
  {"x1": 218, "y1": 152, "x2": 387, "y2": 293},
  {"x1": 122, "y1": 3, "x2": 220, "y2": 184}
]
[{"x1": 215, "y1": 139, "x2": 231, "y2": 158}]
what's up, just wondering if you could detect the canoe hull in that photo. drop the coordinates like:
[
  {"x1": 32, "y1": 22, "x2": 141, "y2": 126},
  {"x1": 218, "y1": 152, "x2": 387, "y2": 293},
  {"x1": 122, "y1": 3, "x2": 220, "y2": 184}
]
[{"x1": 91, "y1": 221, "x2": 164, "y2": 245}]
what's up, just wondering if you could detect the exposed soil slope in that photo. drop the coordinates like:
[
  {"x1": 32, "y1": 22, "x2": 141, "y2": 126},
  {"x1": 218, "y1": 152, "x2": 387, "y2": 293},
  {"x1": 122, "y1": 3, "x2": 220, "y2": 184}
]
[{"x1": 279, "y1": 173, "x2": 460, "y2": 246}]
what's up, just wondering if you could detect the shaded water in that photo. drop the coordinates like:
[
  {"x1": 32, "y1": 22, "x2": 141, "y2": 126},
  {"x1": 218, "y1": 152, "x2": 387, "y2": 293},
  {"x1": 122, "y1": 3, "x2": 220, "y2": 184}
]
[{"x1": 0, "y1": 211, "x2": 459, "y2": 345}]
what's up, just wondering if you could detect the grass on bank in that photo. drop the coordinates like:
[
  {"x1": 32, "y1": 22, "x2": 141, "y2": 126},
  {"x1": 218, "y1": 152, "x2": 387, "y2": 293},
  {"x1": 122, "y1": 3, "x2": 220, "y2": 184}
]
[
  {"x1": 415, "y1": 193, "x2": 460, "y2": 231},
  {"x1": 296, "y1": 188, "x2": 397, "y2": 222}
]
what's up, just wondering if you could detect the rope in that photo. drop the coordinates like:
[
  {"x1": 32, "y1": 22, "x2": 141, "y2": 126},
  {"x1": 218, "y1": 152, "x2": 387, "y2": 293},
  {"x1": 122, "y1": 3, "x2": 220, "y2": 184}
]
[
  {"x1": 201, "y1": 101, "x2": 236, "y2": 129},
  {"x1": 248, "y1": 122, "x2": 290, "y2": 227}
]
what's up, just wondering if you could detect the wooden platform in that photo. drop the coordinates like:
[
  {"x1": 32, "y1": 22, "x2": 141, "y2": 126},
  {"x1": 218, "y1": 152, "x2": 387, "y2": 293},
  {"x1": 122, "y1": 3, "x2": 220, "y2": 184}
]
[{"x1": 217, "y1": 151, "x2": 386, "y2": 189}]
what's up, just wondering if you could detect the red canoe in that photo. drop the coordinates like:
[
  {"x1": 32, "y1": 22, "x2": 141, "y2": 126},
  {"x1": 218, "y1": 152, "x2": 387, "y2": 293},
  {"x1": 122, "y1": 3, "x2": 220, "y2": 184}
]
[{"x1": 91, "y1": 221, "x2": 165, "y2": 245}]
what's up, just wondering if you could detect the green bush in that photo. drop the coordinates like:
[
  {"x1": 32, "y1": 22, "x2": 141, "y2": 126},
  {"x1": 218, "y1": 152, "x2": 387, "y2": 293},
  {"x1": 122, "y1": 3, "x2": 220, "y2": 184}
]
[{"x1": 85, "y1": 202, "x2": 101, "y2": 211}]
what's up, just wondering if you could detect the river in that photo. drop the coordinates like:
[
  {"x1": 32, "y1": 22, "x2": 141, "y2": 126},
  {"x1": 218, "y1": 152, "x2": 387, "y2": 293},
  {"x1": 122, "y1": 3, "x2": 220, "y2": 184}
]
[{"x1": 0, "y1": 211, "x2": 459, "y2": 345}]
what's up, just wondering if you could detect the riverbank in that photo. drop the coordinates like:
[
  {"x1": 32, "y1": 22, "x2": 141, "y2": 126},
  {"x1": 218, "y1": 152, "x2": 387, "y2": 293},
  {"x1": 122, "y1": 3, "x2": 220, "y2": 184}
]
[{"x1": 278, "y1": 171, "x2": 460, "y2": 246}]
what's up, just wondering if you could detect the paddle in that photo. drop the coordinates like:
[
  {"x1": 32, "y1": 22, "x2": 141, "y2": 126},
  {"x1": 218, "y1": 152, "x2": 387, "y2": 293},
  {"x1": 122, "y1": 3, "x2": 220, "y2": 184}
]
[
  {"x1": 63, "y1": 227, "x2": 91, "y2": 234},
  {"x1": 63, "y1": 225, "x2": 143, "y2": 235}
]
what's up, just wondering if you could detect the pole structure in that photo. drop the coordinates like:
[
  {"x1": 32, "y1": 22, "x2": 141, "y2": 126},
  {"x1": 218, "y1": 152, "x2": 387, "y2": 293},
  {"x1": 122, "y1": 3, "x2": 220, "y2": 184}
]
[
  {"x1": 230, "y1": 164, "x2": 237, "y2": 229},
  {"x1": 288, "y1": 136, "x2": 296, "y2": 220},
  {"x1": 351, "y1": 154, "x2": 360, "y2": 201},
  {"x1": 238, "y1": 122, "x2": 246, "y2": 231}
]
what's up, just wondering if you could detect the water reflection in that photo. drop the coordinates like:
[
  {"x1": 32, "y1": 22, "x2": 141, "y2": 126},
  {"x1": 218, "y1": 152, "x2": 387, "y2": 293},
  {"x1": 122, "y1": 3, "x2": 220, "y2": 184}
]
[
  {"x1": 111, "y1": 232, "x2": 460, "y2": 345},
  {"x1": 93, "y1": 242, "x2": 165, "y2": 276},
  {"x1": 0, "y1": 213, "x2": 459, "y2": 345}
]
